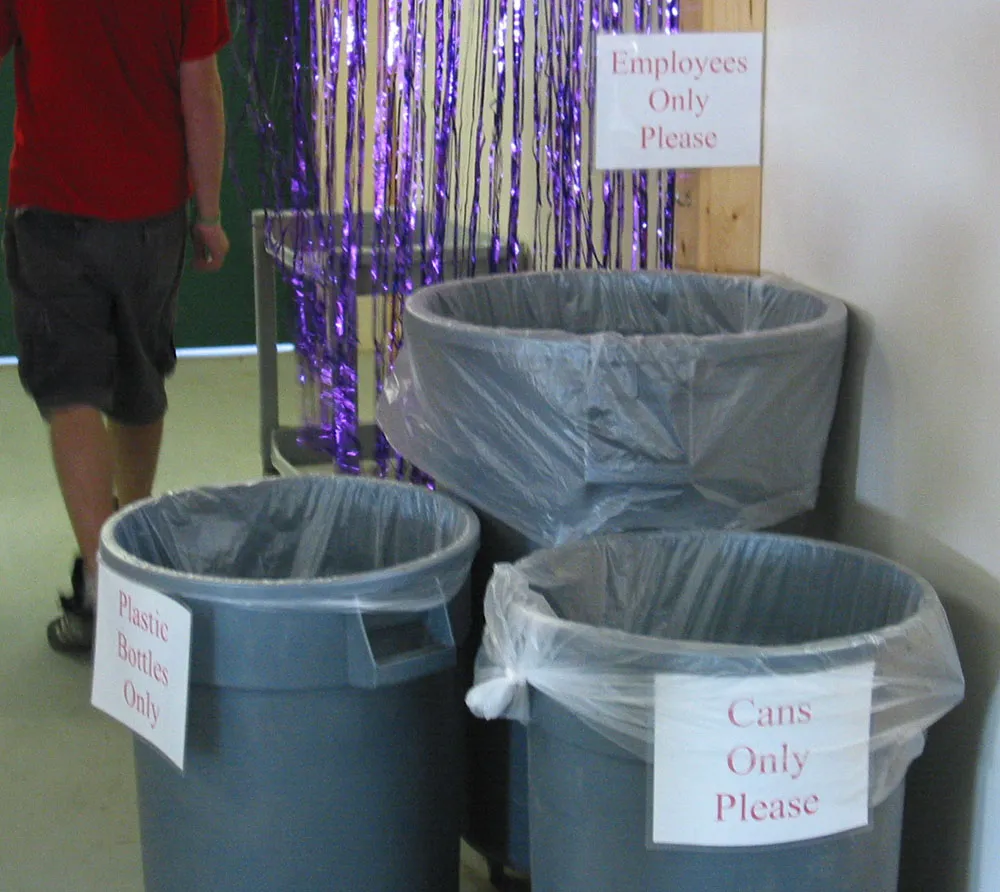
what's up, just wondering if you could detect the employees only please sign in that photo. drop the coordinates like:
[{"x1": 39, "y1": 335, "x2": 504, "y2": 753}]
[
  {"x1": 595, "y1": 33, "x2": 764, "y2": 170},
  {"x1": 652, "y1": 663, "x2": 875, "y2": 847}
]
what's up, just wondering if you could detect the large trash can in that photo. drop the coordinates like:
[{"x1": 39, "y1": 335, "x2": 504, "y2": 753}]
[
  {"x1": 378, "y1": 270, "x2": 849, "y2": 543},
  {"x1": 467, "y1": 530, "x2": 965, "y2": 892},
  {"x1": 377, "y1": 269, "x2": 849, "y2": 877},
  {"x1": 99, "y1": 476, "x2": 480, "y2": 892}
]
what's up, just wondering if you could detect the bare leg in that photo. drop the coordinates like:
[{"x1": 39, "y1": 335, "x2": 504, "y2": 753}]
[
  {"x1": 49, "y1": 406, "x2": 116, "y2": 594},
  {"x1": 109, "y1": 418, "x2": 164, "y2": 506}
]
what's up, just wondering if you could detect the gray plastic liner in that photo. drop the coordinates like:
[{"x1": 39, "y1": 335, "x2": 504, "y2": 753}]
[
  {"x1": 101, "y1": 476, "x2": 480, "y2": 613},
  {"x1": 466, "y1": 531, "x2": 964, "y2": 808},
  {"x1": 377, "y1": 270, "x2": 848, "y2": 547}
]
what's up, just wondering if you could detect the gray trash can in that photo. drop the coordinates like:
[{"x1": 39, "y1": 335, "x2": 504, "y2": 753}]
[
  {"x1": 377, "y1": 269, "x2": 849, "y2": 877},
  {"x1": 378, "y1": 270, "x2": 849, "y2": 543},
  {"x1": 467, "y1": 530, "x2": 964, "y2": 892},
  {"x1": 100, "y1": 476, "x2": 479, "y2": 892}
]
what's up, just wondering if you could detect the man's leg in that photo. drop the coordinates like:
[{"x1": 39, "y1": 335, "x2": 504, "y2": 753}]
[
  {"x1": 46, "y1": 405, "x2": 117, "y2": 653},
  {"x1": 110, "y1": 418, "x2": 164, "y2": 506},
  {"x1": 49, "y1": 406, "x2": 116, "y2": 591}
]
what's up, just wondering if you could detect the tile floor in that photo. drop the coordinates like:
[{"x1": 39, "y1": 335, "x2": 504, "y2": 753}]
[{"x1": 0, "y1": 355, "x2": 503, "y2": 891}]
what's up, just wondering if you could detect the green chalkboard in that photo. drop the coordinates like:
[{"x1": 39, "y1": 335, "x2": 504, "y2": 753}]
[{"x1": 0, "y1": 20, "x2": 281, "y2": 358}]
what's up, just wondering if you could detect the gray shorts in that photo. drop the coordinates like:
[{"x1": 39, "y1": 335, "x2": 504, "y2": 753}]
[{"x1": 4, "y1": 207, "x2": 187, "y2": 425}]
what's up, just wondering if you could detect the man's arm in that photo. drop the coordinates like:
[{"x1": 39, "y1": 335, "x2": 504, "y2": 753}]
[{"x1": 180, "y1": 53, "x2": 229, "y2": 271}]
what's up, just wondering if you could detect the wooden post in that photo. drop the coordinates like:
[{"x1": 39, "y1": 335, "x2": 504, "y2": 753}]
[{"x1": 673, "y1": 0, "x2": 765, "y2": 274}]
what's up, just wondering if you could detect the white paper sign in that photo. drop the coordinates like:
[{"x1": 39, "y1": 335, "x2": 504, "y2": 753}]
[
  {"x1": 91, "y1": 562, "x2": 192, "y2": 770},
  {"x1": 595, "y1": 33, "x2": 764, "y2": 170},
  {"x1": 652, "y1": 663, "x2": 875, "y2": 847}
]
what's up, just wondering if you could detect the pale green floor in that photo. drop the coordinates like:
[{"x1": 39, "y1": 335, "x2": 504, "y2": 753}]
[{"x1": 0, "y1": 354, "x2": 499, "y2": 891}]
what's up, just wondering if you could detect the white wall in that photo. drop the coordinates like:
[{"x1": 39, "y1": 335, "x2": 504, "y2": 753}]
[{"x1": 760, "y1": 2, "x2": 1000, "y2": 889}]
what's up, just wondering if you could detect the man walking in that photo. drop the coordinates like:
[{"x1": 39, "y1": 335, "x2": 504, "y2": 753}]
[{"x1": 0, "y1": 1, "x2": 232, "y2": 652}]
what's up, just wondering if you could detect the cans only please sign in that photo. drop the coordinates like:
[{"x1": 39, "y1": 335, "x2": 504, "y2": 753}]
[
  {"x1": 595, "y1": 33, "x2": 764, "y2": 170},
  {"x1": 651, "y1": 664, "x2": 875, "y2": 847}
]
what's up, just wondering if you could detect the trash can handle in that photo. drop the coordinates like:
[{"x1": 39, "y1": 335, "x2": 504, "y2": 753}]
[{"x1": 346, "y1": 605, "x2": 456, "y2": 689}]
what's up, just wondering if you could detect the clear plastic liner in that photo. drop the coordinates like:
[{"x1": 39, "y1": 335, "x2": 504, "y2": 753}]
[
  {"x1": 377, "y1": 270, "x2": 848, "y2": 547},
  {"x1": 102, "y1": 476, "x2": 480, "y2": 613},
  {"x1": 466, "y1": 531, "x2": 964, "y2": 807}
]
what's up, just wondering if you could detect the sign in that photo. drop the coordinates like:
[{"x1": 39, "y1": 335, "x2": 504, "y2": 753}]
[
  {"x1": 91, "y1": 562, "x2": 193, "y2": 770},
  {"x1": 652, "y1": 663, "x2": 875, "y2": 847},
  {"x1": 595, "y1": 32, "x2": 764, "y2": 170}
]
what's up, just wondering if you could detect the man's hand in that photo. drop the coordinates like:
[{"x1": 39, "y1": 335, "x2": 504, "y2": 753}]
[{"x1": 191, "y1": 221, "x2": 230, "y2": 272}]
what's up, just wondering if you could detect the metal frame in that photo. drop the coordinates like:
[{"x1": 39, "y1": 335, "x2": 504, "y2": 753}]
[{"x1": 252, "y1": 209, "x2": 280, "y2": 475}]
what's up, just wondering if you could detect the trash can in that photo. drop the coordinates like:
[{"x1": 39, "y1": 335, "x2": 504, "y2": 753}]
[
  {"x1": 99, "y1": 476, "x2": 480, "y2": 892},
  {"x1": 377, "y1": 270, "x2": 849, "y2": 544},
  {"x1": 376, "y1": 269, "x2": 849, "y2": 877},
  {"x1": 466, "y1": 530, "x2": 965, "y2": 892}
]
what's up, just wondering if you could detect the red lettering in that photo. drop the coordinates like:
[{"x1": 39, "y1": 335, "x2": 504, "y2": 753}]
[
  {"x1": 152, "y1": 664, "x2": 170, "y2": 687},
  {"x1": 716, "y1": 793, "x2": 737, "y2": 821},
  {"x1": 729, "y1": 698, "x2": 754, "y2": 728},
  {"x1": 631, "y1": 57, "x2": 653, "y2": 76},
  {"x1": 612, "y1": 50, "x2": 628, "y2": 74},
  {"x1": 717, "y1": 792, "x2": 822, "y2": 823},
  {"x1": 737, "y1": 56, "x2": 749, "y2": 73},
  {"x1": 113, "y1": 631, "x2": 170, "y2": 688},
  {"x1": 635, "y1": 127, "x2": 719, "y2": 152},
  {"x1": 119, "y1": 590, "x2": 129, "y2": 618},
  {"x1": 732, "y1": 700, "x2": 812, "y2": 729},
  {"x1": 727, "y1": 745, "x2": 755, "y2": 776}
]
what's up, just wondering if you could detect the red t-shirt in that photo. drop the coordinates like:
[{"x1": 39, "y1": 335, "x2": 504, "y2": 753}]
[{"x1": 0, "y1": 0, "x2": 230, "y2": 221}]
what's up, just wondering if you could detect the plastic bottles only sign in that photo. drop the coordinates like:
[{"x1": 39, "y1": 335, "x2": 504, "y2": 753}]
[
  {"x1": 91, "y1": 562, "x2": 192, "y2": 770},
  {"x1": 652, "y1": 664, "x2": 875, "y2": 847},
  {"x1": 595, "y1": 33, "x2": 764, "y2": 170}
]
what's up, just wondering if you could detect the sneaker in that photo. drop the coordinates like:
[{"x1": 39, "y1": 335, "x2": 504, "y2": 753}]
[{"x1": 47, "y1": 558, "x2": 95, "y2": 655}]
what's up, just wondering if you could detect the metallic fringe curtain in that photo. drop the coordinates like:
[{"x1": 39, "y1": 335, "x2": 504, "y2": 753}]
[{"x1": 237, "y1": 0, "x2": 680, "y2": 474}]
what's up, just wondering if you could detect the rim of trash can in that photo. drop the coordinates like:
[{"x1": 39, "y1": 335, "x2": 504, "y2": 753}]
[
  {"x1": 509, "y1": 530, "x2": 940, "y2": 663},
  {"x1": 98, "y1": 476, "x2": 480, "y2": 606},
  {"x1": 404, "y1": 270, "x2": 847, "y2": 352}
]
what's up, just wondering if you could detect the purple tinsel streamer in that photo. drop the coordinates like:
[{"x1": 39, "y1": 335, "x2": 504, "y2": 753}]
[
  {"x1": 334, "y1": 0, "x2": 366, "y2": 471},
  {"x1": 240, "y1": 0, "x2": 679, "y2": 477},
  {"x1": 530, "y1": 0, "x2": 545, "y2": 271},
  {"x1": 507, "y1": 0, "x2": 524, "y2": 270},
  {"x1": 466, "y1": 0, "x2": 491, "y2": 276},
  {"x1": 371, "y1": 0, "x2": 393, "y2": 473},
  {"x1": 488, "y1": 0, "x2": 508, "y2": 272}
]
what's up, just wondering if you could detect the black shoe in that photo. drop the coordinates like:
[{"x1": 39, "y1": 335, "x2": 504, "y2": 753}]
[{"x1": 47, "y1": 558, "x2": 94, "y2": 655}]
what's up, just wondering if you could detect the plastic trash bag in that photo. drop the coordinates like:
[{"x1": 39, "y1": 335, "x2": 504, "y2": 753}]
[
  {"x1": 103, "y1": 476, "x2": 479, "y2": 613},
  {"x1": 377, "y1": 270, "x2": 848, "y2": 547},
  {"x1": 466, "y1": 530, "x2": 964, "y2": 808}
]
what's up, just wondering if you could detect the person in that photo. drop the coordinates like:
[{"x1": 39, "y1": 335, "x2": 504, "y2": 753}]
[{"x1": 0, "y1": 1, "x2": 232, "y2": 653}]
